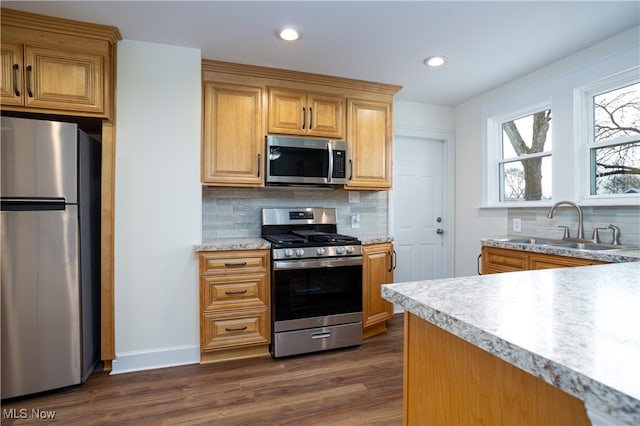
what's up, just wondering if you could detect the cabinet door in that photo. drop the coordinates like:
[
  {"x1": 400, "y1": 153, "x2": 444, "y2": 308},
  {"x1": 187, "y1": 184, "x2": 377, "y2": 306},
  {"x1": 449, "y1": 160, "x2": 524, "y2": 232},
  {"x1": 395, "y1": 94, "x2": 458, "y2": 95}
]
[
  {"x1": 23, "y1": 45, "x2": 104, "y2": 114},
  {"x1": 307, "y1": 92, "x2": 343, "y2": 138},
  {"x1": 202, "y1": 82, "x2": 264, "y2": 186},
  {"x1": 363, "y1": 243, "x2": 394, "y2": 337},
  {"x1": 346, "y1": 98, "x2": 392, "y2": 190},
  {"x1": 0, "y1": 42, "x2": 23, "y2": 106},
  {"x1": 268, "y1": 88, "x2": 344, "y2": 138},
  {"x1": 268, "y1": 88, "x2": 306, "y2": 135}
]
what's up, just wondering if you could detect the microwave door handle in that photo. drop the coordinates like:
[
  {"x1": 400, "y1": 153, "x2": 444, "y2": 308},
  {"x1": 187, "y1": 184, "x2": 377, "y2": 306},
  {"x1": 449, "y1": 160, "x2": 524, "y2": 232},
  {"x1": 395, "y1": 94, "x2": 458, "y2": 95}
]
[{"x1": 327, "y1": 142, "x2": 333, "y2": 183}]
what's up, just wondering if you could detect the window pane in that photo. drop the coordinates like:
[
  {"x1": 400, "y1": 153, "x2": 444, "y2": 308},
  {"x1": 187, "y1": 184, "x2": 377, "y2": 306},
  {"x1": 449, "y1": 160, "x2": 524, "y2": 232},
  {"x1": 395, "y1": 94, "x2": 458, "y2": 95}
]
[
  {"x1": 594, "y1": 82, "x2": 640, "y2": 143},
  {"x1": 501, "y1": 156, "x2": 552, "y2": 201},
  {"x1": 591, "y1": 142, "x2": 640, "y2": 194},
  {"x1": 502, "y1": 109, "x2": 552, "y2": 159}
]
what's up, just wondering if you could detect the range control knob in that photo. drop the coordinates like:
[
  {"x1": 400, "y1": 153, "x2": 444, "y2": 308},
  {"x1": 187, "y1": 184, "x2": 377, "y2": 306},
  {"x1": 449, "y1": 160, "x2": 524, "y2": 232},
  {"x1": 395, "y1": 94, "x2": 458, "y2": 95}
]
[
  {"x1": 336, "y1": 247, "x2": 345, "y2": 255},
  {"x1": 295, "y1": 248, "x2": 305, "y2": 257},
  {"x1": 284, "y1": 249, "x2": 294, "y2": 257},
  {"x1": 345, "y1": 246, "x2": 355, "y2": 254},
  {"x1": 316, "y1": 247, "x2": 326, "y2": 256}
]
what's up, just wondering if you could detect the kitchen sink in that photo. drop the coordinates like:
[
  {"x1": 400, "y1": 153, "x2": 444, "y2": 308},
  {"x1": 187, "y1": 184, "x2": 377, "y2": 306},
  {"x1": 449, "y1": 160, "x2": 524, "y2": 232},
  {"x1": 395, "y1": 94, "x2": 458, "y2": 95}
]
[
  {"x1": 539, "y1": 242, "x2": 621, "y2": 251},
  {"x1": 488, "y1": 237, "x2": 638, "y2": 251},
  {"x1": 491, "y1": 237, "x2": 555, "y2": 245}
]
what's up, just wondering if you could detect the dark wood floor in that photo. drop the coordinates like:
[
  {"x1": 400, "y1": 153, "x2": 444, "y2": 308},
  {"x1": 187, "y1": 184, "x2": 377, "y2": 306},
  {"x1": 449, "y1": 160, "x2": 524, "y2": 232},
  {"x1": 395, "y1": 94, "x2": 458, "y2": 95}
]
[{"x1": 2, "y1": 315, "x2": 403, "y2": 425}]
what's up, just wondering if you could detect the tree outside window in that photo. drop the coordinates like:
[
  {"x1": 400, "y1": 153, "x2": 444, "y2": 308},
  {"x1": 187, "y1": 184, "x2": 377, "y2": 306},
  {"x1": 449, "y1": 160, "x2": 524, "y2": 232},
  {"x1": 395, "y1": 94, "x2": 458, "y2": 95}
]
[
  {"x1": 499, "y1": 109, "x2": 552, "y2": 201},
  {"x1": 591, "y1": 81, "x2": 640, "y2": 195}
]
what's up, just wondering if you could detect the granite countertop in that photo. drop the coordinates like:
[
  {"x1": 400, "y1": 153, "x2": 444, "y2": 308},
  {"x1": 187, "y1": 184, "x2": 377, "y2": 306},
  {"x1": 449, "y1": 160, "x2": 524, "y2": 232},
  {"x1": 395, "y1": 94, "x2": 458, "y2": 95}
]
[
  {"x1": 382, "y1": 262, "x2": 640, "y2": 424},
  {"x1": 193, "y1": 234, "x2": 393, "y2": 252},
  {"x1": 482, "y1": 236, "x2": 640, "y2": 263},
  {"x1": 193, "y1": 237, "x2": 271, "y2": 252}
]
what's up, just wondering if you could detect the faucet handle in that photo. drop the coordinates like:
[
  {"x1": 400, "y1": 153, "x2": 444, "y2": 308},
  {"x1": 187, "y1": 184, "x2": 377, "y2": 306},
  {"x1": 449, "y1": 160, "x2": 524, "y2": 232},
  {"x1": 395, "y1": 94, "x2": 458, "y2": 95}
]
[
  {"x1": 608, "y1": 224, "x2": 621, "y2": 245},
  {"x1": 591, "y1": 227, "x2": 609, "y2": 243},
  {"x1": 558, "y1": 225, "x2": 570, "y2": 240}
]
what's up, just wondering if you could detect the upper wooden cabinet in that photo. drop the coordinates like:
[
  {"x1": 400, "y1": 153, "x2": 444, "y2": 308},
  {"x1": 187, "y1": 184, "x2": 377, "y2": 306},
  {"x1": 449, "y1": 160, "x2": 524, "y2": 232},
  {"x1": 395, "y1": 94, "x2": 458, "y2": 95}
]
[
  {"x1": 201, "y1": 60, "x2": 402, "y2": 189},
  {"x1": 1, "y1": 8, "x2": 120, "y2": 119},
  {"x1": 346, "y1": 99, "x2": 393, "y2": 190},
  {"x1": 202, "y1": 82, "x2": 265, "y2": 187},
  {"x1": 268, "y1": 88, "x2": 344, "y2": 138}
]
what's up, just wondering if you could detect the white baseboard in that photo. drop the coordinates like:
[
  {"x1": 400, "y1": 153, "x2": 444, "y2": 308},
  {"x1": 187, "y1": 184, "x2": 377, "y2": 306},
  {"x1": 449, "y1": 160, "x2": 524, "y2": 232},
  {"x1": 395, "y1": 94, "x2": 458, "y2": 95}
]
[{"x1": 110, "y1": 344, "x2": 200, "y2": 375}]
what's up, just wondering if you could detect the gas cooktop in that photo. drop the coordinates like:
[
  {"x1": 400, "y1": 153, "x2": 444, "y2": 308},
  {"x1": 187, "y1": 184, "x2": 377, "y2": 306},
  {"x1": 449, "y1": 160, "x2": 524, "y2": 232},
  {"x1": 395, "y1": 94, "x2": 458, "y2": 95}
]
[
  {"x1": 263, "y1": 231, "x2": 360, "y2": 247},
  {"x1": 261, "y1": 208, "x2": 362, "y2": 257}
]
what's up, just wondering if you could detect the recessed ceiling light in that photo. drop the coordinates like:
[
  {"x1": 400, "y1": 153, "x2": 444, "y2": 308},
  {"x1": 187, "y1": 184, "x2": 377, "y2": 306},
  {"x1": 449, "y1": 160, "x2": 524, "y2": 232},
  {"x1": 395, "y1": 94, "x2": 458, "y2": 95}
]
[
  {"x1": 423, "y1": 56, "x2": 446, "y2": 68},
  {"x1": 277, "y1": 27, "x2": 301, "y2": 42}
]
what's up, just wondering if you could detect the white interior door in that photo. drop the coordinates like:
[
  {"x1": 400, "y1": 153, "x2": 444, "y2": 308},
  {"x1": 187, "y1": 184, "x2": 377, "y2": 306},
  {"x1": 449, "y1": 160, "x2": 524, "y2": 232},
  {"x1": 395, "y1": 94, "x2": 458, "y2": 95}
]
[{"x1": 392, "y1": 135, "x2": 446, "y2": 284}]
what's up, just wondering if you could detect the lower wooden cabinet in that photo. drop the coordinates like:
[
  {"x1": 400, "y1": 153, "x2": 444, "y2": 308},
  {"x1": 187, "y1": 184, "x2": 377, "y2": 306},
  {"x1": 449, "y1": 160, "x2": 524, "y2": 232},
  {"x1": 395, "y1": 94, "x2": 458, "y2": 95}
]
[
  {"x1": 363, "y1": 242, "x2": 395, "y2": 339},
  {"x1": 481, "y1": 246, "x2": 609, "y2": 274},
  {"x1": 403, "y1": 312, "x2": 591, "y2": 425},
  {"x1": 198, "y1": 249, "x2": 270, "y2": 363}
]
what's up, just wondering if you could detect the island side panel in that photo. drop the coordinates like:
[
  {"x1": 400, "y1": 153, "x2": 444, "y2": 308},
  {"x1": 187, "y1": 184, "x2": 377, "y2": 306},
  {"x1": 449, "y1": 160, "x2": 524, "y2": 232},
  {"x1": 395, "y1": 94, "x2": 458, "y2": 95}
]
[{"x1": 403, "y1": 312, "x2": 590, "y2": 426}]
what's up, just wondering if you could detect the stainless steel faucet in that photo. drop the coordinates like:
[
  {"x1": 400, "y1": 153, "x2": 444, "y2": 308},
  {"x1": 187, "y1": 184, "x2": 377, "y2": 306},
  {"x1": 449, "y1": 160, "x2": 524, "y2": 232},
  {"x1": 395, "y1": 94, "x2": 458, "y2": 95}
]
[
  {"x1": 608, "y1": 224, "x2": 621, "y2": 245},
  {"x1": 546, "y1": 201, "x2": 584, "y2": 239}
]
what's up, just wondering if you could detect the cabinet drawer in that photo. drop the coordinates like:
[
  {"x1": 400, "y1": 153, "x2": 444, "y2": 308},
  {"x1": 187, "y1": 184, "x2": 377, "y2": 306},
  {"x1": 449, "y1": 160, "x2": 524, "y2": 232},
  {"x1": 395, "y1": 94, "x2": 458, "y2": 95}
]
[
  {"x1": 202, "y1": 308, "x2": 269, "y2": 351},
  {"x1": 529, "y1": 254, "x2": 607, "y2": 270},
  {"x1": 202, "y1": 273, "x2": 268, "y2": 311},
  {"x1": 200, "y1": 250, "x2": 269, "y2": 275},
  {"x1": 482, "y1": 247, "x2": 528, "y2": 273}
]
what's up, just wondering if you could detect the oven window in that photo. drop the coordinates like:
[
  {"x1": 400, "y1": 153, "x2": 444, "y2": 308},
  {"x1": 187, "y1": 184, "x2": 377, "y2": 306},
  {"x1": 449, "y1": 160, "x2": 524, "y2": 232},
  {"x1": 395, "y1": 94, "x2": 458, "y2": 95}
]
[
  {"x1": 269, "y1": 146, "x2": 328, "y2": 178},
  {"x1": 273, "y1": 265, "x2": 362, "y2": 322}
]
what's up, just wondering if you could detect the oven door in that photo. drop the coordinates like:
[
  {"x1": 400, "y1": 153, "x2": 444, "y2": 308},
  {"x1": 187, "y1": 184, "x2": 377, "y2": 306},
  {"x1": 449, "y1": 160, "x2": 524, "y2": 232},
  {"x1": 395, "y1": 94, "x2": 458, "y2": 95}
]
[{"x1": 272, "y1": 256, "x2": 362, "y2": 331}]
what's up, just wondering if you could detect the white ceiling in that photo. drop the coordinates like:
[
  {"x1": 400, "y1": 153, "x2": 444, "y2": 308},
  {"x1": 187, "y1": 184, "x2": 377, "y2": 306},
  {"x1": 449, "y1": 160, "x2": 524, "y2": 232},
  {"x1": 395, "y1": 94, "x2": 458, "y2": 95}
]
[{"x1": 4, "y1": 1, "x2": 639, "y2": 106}]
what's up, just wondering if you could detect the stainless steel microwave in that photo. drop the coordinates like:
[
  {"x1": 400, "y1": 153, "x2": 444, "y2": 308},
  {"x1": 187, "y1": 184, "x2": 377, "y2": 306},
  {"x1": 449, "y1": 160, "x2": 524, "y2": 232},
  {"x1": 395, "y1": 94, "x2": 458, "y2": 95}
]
[{"x1": 265, "y1": 135, "x2": 349, "y2": 187}]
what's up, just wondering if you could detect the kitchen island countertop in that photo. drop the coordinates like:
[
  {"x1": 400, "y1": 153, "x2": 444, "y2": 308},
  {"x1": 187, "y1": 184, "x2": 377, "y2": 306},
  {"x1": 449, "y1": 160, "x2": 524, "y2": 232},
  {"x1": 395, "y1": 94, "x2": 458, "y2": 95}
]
[{"x1": 382, "y1": 262, "x2": 640, "y2": 424}]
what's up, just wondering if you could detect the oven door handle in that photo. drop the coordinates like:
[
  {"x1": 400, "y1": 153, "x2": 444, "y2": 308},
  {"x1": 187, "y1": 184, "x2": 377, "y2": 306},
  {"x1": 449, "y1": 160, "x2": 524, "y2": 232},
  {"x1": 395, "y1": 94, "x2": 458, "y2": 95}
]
[{"x1": 273, "y1": 256, "x2": 363, "y2": 270}]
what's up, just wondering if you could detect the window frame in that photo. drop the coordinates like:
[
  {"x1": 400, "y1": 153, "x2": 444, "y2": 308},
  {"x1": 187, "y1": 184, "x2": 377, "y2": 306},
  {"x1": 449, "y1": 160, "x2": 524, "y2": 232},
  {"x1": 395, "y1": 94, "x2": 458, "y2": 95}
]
[
  {"x1": 486, "y1": 101, "x2": 553, "y2": 206},
  {"x1": 578, "y1": 67, "x2": 640, "y2": 204}
]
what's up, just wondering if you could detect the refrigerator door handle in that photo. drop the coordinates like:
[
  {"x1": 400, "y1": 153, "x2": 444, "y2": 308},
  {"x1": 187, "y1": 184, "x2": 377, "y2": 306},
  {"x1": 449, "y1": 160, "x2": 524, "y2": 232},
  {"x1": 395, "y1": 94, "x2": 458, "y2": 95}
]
[{"x1": 1, "y1": 197, "x2": 66, "y2": 211}]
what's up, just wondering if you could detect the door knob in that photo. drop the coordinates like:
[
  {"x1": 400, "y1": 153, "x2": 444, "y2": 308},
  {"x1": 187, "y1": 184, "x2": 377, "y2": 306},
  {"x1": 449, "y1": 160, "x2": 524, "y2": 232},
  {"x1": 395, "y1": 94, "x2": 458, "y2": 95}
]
[{"x1": 436, "y1": 228, "x2": 444, "y2": 234}]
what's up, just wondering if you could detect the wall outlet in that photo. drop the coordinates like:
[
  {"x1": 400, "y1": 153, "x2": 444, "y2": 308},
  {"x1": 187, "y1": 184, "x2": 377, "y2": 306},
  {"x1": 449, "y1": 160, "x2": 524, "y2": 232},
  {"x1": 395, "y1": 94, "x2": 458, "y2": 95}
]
[
  {"x1": 351, "y1": 214, "x2": 360, "y2": 228},
  {"x1": 512, "y1": 217, "x2": 522, "y2": 233}
]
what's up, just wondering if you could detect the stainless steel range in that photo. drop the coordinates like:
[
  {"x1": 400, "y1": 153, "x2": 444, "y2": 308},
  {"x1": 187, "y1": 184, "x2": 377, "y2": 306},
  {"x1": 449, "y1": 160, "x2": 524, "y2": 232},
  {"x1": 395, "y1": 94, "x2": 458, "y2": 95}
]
[{"x1": 262, "y1": 208, "x2": 363, "y2": 358}]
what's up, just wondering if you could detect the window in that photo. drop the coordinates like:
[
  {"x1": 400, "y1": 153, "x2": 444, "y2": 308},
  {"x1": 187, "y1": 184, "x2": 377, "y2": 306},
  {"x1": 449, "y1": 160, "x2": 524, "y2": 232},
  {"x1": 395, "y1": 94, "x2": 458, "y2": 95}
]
[
  {"x1": 498, "y1": 108, "x2": 552, "y2": 202},
  {"x1": 587, "y1": 77, "x2": 640, "y2": 196}
]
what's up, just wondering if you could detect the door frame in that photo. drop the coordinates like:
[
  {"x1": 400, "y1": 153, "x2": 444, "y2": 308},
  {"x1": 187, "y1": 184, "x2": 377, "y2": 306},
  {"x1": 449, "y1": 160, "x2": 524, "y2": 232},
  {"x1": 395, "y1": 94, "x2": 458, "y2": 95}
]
[{"x1": 389, "y1": 126, "x2": 455, "y2": 279}]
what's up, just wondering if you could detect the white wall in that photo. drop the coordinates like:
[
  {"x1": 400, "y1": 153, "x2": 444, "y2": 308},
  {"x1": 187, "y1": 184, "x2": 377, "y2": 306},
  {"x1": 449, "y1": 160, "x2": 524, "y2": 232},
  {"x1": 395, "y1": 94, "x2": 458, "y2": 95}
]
[
  {"x1": 394, "y1": 100, "x2": 454, "y2": 131},
  {"x1": 454, "y1": 27, "x2": 639, "y2": 277},
  {"x1": 113, "y1": 40, "x2": 202, "y2": 373}
]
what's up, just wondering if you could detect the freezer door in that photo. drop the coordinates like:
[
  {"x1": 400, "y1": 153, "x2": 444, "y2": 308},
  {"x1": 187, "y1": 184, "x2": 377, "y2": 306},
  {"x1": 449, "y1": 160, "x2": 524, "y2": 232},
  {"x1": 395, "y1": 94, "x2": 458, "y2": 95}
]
[
  {"x1": 1, "y1": 206, "x2": 81, "y2": 399},
  {"x1": 1, "y1": 116, "x2": 78, "y2": 203}
]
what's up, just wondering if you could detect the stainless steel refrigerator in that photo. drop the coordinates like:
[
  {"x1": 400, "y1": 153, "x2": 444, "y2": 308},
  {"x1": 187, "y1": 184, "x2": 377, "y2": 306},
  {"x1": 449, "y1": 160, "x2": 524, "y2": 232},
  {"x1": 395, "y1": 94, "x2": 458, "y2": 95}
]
[{"x1": 1, "y1": 116, "x2": 101, "y2": 399}]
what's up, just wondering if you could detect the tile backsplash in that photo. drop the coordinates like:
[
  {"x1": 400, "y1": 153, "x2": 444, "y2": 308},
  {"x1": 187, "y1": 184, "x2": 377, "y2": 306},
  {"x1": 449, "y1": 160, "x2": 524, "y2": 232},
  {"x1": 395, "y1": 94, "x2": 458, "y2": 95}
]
[
  {"x1": 507, "y1": 206, "x2": 640, "y2": 245},
  {"x1": 202, "y1": 187, "x2": 388, "y2": 240}
]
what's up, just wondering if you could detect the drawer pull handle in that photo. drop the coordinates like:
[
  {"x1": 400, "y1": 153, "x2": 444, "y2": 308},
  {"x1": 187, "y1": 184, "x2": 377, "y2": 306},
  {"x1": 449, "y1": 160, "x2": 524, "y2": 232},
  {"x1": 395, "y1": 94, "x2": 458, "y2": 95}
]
[
  {"x1": 225, "y1": 326, "x2": 248, "y2": 332},
  {"x1": 311, "y1": 332, "x2": 331, "y2": 339},
  {"x1": 224, "y1": 262, "x2": 247, "y2": 268},
  {"x1": 224, "y1": 289, "x2": 248, "y2": 295}
]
